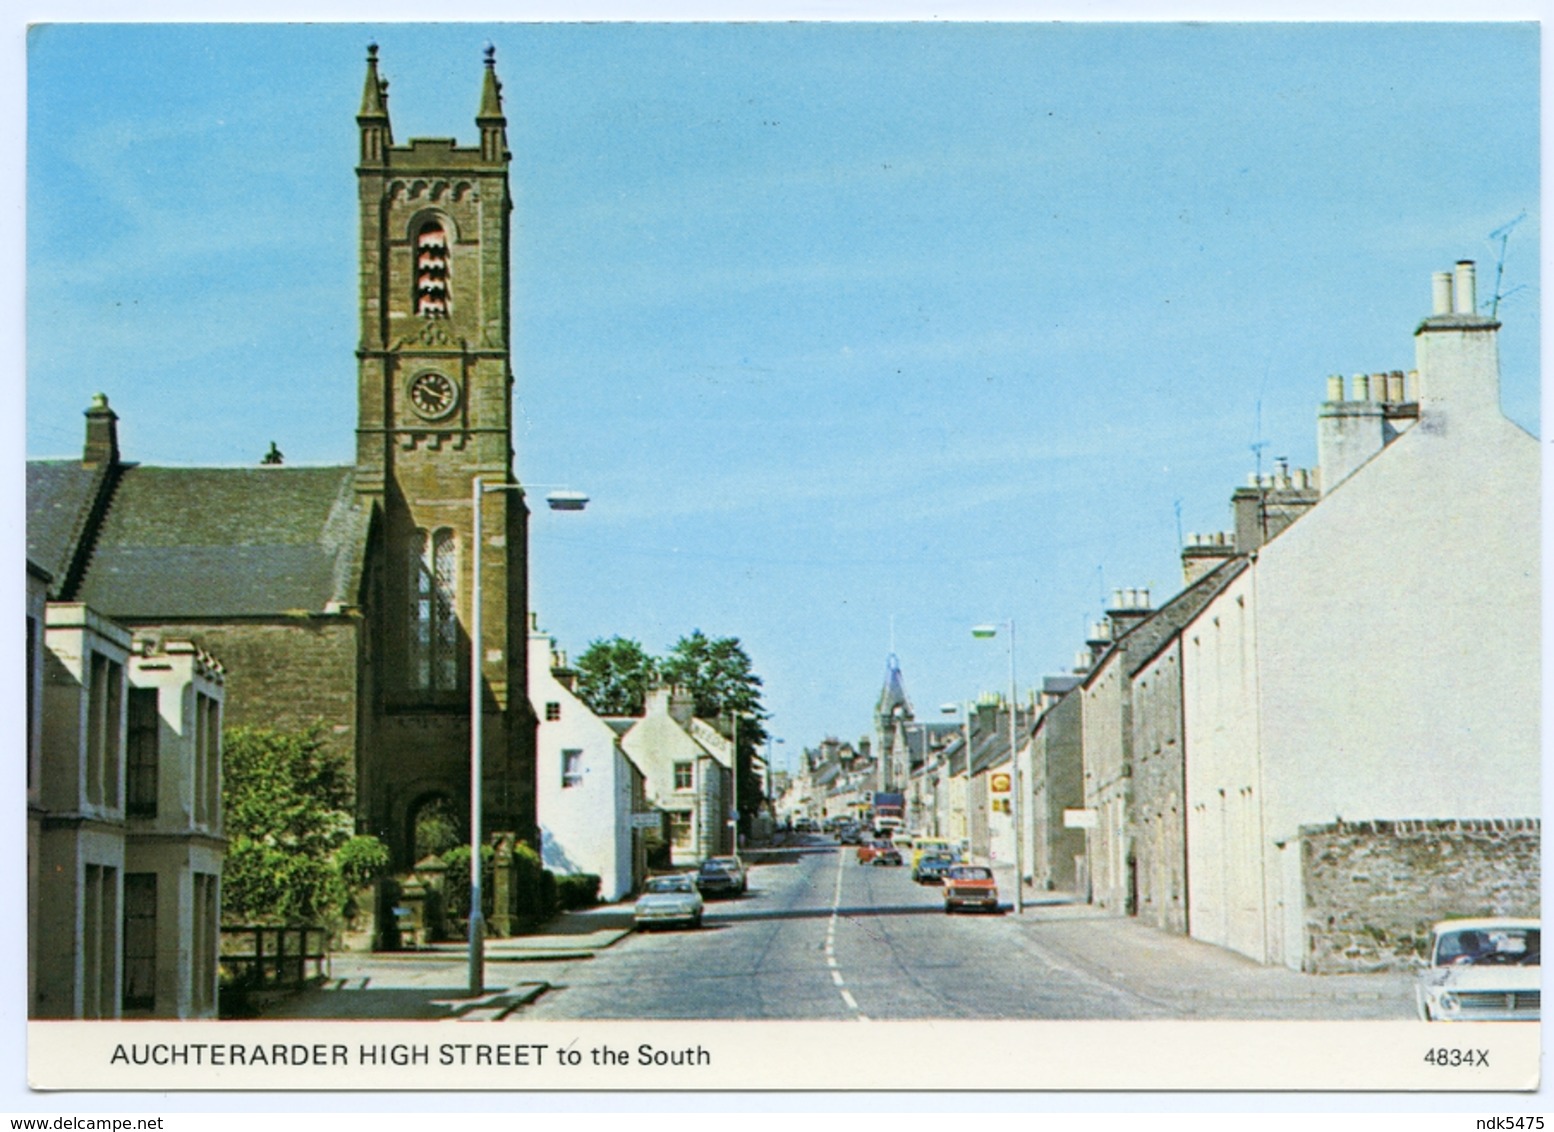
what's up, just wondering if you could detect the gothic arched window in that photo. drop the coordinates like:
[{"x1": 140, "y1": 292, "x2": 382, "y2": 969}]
[
  {"x1": 410, "y1": 527, "x2": 459, "y2": 692},
  {"x1": 414, "y1": 220, "x2": 450, "y2": 318}
]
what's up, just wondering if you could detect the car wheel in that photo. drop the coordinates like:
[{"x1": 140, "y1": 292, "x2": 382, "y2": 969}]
[{"x1": 692, "y1": 912, "x2": 703, "y2": 928}]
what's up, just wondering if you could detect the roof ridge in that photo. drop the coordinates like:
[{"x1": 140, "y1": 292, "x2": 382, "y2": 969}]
[{"x1": 61, "y1": 461, "x2": 125, "y2": 601}]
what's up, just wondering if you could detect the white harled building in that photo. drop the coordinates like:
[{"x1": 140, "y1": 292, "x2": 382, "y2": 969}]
[{"x1": 1181, "y1": 261, "x2": 1539, "y2": 968}]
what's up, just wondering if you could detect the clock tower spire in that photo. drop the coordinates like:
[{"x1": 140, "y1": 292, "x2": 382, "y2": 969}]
[{"x1": 354, "y1": 46, "x2": 534, "y2": 865}]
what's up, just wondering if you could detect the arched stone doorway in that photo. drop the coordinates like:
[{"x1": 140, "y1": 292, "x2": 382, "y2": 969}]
[{"x1": 406, "y1": 792, "x2": 464, "y2": 866}]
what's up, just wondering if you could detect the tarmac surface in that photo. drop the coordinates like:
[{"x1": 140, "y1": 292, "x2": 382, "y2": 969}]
[{"x1": 258, "y1": 836, "x2": 1414, "y2": 1022}]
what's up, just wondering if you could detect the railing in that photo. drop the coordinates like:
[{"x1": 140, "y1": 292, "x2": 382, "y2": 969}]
[{"x1": 220, "y1": 925, "x2": 330, "y2": 989}]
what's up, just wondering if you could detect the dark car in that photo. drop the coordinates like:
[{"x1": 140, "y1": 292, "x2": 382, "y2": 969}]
[
  {"x1": 695, "y1": 856, "x2": 747, "y2": 897},
  {"x1": 912, "y1": 852, "x2": 957, "y2": 884},
  {"x1": 871, "y1": 845, "x2": 904, "y2": 867}
]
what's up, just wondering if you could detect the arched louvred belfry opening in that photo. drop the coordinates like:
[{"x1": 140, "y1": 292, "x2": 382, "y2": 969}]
[
  {"x1": 409, "y1": 526, "x2": 460, "y2": 693},
  {"x1": 414, "y1": 219, "x2": 450, "y2": 317}
]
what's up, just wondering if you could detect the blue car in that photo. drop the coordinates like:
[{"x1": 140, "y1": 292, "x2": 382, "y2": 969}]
[{"x1": 912, "y1": 853, "x2": 958, "y2": 884}]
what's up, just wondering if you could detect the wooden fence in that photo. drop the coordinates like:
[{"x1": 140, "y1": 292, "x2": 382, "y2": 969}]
[{"x1": 219, "y1": 925, "x2": 330, "y2": 989}]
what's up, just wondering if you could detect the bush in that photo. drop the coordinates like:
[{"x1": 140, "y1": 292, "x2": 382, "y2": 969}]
[
  {"x1": 556, "y1": 873, "x2": 601, "y2": 910},
  {"x1": 221, "y1": 726, "x2": 354, "y2": 925},
  {"x1": 510, "y1": 841, "x2": 558, "y2": 928},
  {"x1": 336, "y1": 835, "x2": 391, "y2": 893},
  {"x1": 442, "y1": 844, "x2": 495, "y2": 922}
]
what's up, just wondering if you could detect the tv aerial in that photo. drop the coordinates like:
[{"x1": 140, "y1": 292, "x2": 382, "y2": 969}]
[{"x1": 1487, "y1": 212, "x2": 1528, "y2": 319}]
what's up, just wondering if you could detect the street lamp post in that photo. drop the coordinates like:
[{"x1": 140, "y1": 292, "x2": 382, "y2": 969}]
[
  {"x1": 468, "y1": 475, "x2": 588, "y2": 997},
  {"x1": 972, "y1": 621, "x2": 1024, "y2": 915},
  {"x1": 940, "y1": 702, "x2": 971, "y2": 857}
]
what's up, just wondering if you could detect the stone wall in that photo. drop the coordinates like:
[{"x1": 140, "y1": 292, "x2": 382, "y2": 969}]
[{"x1": 1300, "y1": 819, "x2": 1540, "y2": 974}]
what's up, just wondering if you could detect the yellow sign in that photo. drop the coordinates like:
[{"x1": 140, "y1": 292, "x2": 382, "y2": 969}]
[{"x1": 991, "y1": 772, "x2": 1011, "y2": 793}]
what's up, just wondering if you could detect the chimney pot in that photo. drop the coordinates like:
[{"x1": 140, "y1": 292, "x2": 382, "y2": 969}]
[
  {"x1": 1452, "y1": 260, "x2": 1476, "y2": 315},
  {"x1": 1326, "y1": 374, "x2": 1345, "y2": 402},
  {"x1": 1352, "y1": 373, "x2": 1370, "y2": 401},
  {"x1": 1432, "y1": 271, "x2": 1454, "y2": 315}
]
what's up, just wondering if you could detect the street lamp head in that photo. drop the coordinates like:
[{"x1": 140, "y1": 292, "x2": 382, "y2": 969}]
[
  {"x1": 939, "y1": 702, "x2": 959, "y2": 715},
  {"x1": 971, "y1": 624, "x2": 998, "y2": 639},
  {"x1": 545, "y1": 490, "x2": 590, "y2": 511}
]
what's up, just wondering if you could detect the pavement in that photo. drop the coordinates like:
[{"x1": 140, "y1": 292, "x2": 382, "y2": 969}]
[
  {"x1": 250, "y1": 839, "x2": 1413, "y2": 1021},
  {"x1": 983, "y1": 862, "x2": 1412, "y2": 1017}
]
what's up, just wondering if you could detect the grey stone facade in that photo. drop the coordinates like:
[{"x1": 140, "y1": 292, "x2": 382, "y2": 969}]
[{"x1": 1299, "y1": 819, "x2": 1541, "y2": 974}]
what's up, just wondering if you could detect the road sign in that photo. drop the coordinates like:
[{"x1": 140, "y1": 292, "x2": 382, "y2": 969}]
[{"x1": 630, "y1": 812, "x2": 662, "y2": 829}]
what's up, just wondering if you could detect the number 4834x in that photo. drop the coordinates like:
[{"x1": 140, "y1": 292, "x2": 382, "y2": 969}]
[{"x1": 1423, "y1": 1048, "x2": 1489, "y2": 1067}]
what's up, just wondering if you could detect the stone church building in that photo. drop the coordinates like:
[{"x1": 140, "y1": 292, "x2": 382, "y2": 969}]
[{"x1": 27, "y1": 47, "x2": 535, "y2": 868}]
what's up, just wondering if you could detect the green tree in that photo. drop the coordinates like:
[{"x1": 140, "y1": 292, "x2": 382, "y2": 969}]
[
  {"x1": 574, "y1": 635, "x2": 659, "y2": 716},
  {"x1": 221, "y1": 726, "x2": 356, "y2": 924},
  {"x1": 661, "y1": 631, "x2": 769, "y2": 827}
]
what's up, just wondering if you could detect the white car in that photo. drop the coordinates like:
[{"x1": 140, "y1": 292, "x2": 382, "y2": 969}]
[
  {"x1": 1416, "y1": 917, "x2": 1540, "y2": 1021},
  {"x1": 633, "y1": 873, "x2": 704, "y2": 931}
]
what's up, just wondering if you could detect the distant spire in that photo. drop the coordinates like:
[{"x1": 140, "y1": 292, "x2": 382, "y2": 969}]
[{"x1": 261, "y1": 441, "x2": 284, "y2": 466}]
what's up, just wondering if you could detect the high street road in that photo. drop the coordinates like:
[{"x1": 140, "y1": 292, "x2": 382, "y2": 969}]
[
  {"x1": 270, "y1": 835, "x2": 1415, "y2": 1022},
  {"x1": 514, "y1": 837, "x2": 1412, "y2": 1023}
]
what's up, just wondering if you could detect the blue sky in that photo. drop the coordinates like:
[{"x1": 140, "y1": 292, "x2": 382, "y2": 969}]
[{"x1": 25, "y1": 20, "x2": 1540, "y2": 773}]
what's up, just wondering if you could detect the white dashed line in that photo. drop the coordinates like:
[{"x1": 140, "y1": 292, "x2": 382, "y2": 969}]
[{"x1": 827, "y1": 846, "x2": 868, "y2": 1022}]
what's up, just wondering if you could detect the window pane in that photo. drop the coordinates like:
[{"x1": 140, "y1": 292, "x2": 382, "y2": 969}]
[
  {"x1": 122, "y1": 874, "x2": 156, "y2": 1010},
  {"x1": 126, "y1": 689, "x2": 158, "y2": 817}
]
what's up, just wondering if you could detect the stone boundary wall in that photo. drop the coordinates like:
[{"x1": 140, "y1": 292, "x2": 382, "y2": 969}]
[{"x1": 1300, "y1": 818, "x2": 1540, "y2": 974}]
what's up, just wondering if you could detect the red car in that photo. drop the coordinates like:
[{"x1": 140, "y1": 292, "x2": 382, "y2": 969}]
[
  {"x1": 856, "y1": 840, "x2": 893, "y2": 865},
  {"x1": 943, "y1": 865, "x2": 1000, "y2": 913}
]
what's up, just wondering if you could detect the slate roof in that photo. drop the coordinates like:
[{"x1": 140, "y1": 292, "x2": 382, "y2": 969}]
[
  {"x1": 26, "y1": 460, "x2": 113, "y2": 594},
  {"x1": 967, "y1": 707, "x2": 1037, "y2": 775},
  {"x1": 1088, "y1": 557, "x2": 1251, "y2": 683},
  {"x1": 65, "y1": 464, "x2": 372, "y2": 620}
]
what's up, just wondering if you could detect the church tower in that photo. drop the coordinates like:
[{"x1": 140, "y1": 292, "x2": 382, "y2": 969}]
[{"x1": 354, "y1": 45, "x2": 534, "y2": 865}]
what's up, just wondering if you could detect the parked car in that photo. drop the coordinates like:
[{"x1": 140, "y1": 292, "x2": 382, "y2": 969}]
[
  {"x1": 913, "y1": 852, "x2": 957, "y2": 885},
  {"x1": 943, "y1": 865, "x2": 1000, "y2": 913},
  {"x1": 1415, "y1": 918, "x2": 1540, "y2": 1021},
  {"x1": 911, "y1": 838, "x2": 955, "y2": 869},
  {"x1": 871, "y1": 845, "x2": 904, "y2": 867},
  {"x1": 633, "y1": 873, "x2": 704, "y2": 931},
  {"x1": 696, "y1": 856, "x2": 747, "y2": 897}
]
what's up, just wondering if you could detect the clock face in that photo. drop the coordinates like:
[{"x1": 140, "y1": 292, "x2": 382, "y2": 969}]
[{"x1": 408, "y1": 371, "x2": 459, "y2": 420}]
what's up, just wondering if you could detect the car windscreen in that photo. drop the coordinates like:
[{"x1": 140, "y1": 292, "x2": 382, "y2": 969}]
[
  {"x1": 646, "y1": 877, "x2": 692, "y2": 893},
  {"x1": 1434, "y1": 927, "x2": 1540, "y2": 966},
  {"x1": 947, "y1": 867, "x2": 992, "y2": 881}
]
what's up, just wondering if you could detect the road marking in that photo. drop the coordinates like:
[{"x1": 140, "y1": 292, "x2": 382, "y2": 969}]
[{"x1": 826, "y1": 845, "x2": 868, "y2": 1022}]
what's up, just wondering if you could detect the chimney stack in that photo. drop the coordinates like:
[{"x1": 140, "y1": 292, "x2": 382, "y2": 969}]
[
  {"x1": 1415, "y1": 259, "x2": 1501, "y2": 423},
  {"x1": 83, "y1": 394, "x2": 119, "y2": 466}
]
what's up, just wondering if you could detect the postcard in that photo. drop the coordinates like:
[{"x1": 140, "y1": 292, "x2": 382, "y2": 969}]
[{"x1": 16, "y1": 12, "x2": 1543, "y2": 1110}]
